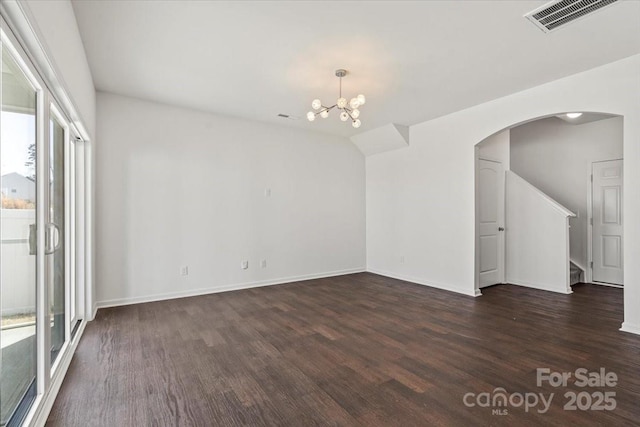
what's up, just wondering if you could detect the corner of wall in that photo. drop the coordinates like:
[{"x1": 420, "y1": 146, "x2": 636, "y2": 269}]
[{"x1": 620, "y1": 322, "x2": 640, "y2": 336}]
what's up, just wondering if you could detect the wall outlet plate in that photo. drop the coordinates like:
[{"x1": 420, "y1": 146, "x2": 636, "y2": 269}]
[
  {"x1": 180, "y1": 266, "x2": 189, "y2": 276},
  {"x1": 241, "y1": 260, "x2": 249, "y2": 270}
]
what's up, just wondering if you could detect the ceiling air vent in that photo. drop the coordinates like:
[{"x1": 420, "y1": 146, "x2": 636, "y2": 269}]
[
  {"x1": 524, "y1": 0, "x2": 619, "y2": 33},
  {"x1": 277, "y1": 113, "x2": 299, "y2": 120}
]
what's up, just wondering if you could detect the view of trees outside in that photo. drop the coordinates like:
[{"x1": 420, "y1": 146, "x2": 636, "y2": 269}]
[{"x1": 1, "y1": 112, "x2": 36, "y2": 209}]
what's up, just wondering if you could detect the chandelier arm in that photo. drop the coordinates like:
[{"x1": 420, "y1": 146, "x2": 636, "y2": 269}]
[{"x1": 345, "y1": 109, "x2": 355, "y2": 121}]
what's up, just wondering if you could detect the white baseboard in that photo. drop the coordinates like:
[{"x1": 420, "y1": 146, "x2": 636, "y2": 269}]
[
  {"x1": 25, "y1": 320, "x2": 88, "y2": 427},
  {"x1": 590, "y1": 281, "x2": 624, "y2": 289},
  {"x1": 366, "y1": 268, "x2": 478, "y2": 297},
  {"x1": 620, "y1": 322, "x2": 640, "y2": 336},
  {"x1": 96, "y1": 267, "x2": 366, "y2": 310},
  {"x1": 507, "y1": 278, "x2": 572, "y2": 294}
]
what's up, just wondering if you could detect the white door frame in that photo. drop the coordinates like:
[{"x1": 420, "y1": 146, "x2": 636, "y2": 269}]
[{"x1": 587, "y1": 158, "x2": 624, "y2": 287}]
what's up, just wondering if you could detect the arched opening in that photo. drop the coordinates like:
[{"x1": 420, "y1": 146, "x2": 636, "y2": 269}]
[{"x1": 474, "y1": 111, "x2": 624, "y2": 321}]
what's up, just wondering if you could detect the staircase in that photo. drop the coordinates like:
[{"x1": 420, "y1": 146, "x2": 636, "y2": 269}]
[
  {"x1": 570, "y1": 262, "x2": 583, "y2": 285},
  {"x1": 506, "y1": 171, "x2": 576, "y2": 294}
]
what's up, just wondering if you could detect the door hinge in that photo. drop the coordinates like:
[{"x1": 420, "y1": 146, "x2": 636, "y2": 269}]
[
  {"x1": 590, "y1": 218, "x2": 593, "y2": 226},
  {"x1": 591, "y1": 174, "x2": 593, "y2": 182},
  {"x1": 590, "y1": 261, "x2": 593, "y2": 268}
]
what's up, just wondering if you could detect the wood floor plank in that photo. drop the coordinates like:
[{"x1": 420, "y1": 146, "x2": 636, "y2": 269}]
[{"x1": 47, "y1": 274, "x2": 640, "y2": 426}]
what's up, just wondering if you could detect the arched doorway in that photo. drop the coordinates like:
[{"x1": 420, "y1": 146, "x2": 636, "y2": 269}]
[{"x1": 474, "y1": 112, "x2": 624, "y2": 303}]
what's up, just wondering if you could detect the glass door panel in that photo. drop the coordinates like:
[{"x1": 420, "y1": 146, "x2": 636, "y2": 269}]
[
  {"x1": 0, "y1": 44, "x2": 38, "y2": 425},
  {"x1": 48, "y1": 114, "x2": 65, "y2": 365}
]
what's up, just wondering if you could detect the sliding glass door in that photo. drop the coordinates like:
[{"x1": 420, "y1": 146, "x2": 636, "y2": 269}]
[
  {"x1": 1, "y1": 41, "x2": 38, "y2": 426},
  {"x1": 1, "y1": 22, "x2": 84, "y2": 426}
]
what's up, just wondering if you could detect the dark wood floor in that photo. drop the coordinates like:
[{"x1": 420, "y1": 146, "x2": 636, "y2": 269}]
[{"x1": 47, "y1": 273, "x2": 640, "y2": 426}]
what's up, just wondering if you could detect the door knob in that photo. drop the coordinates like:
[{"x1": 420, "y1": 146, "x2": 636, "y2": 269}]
[{"x1": 498, "y1": 227, "x2": 505, "y2": 231}]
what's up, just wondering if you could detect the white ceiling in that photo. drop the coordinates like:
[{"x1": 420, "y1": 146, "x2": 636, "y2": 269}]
[{"x1": 71, "y1": 0, "x2": 640, "y2": 138}]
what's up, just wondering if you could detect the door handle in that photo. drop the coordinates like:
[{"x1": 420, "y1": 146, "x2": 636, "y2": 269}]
[
  {"x1": 498, "y1": 227, "x2": 505, "y2": 232},
  {"x1": 52, "y1": 223, "x2": 62, "y2": 252},
  {"x1": 45, "y1": 223, "x2": 62, "y2": 254},
  {"x1": 29, "y1": 224, "x2": 37, "y2": 255}
]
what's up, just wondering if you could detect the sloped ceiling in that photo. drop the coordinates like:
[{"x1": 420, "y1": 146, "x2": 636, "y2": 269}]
[{"x1": 71, "y1": 0, "x2": 640, "y2": 138}]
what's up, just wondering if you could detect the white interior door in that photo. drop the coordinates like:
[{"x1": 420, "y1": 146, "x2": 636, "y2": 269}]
[
  {"x1": 592, "y1": 160, "x2": 623, "y2": 285},
  {"x1": 478, "y1": 159, "x2": 505, "y2": 288}
]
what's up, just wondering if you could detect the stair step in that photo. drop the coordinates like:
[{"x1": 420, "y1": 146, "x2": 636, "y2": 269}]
[{"x1": 570, "y1": 262, "x2": 583, "y2": 286}]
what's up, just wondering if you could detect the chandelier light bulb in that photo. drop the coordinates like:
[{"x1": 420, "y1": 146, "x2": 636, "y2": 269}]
[
  {"x1": 352, "y1": 119, "x2": 361, "y2": 128},
  {"x1": 340, "y1": 111, "x2": 349, "y2": 121},
  {"x1": 307, "y1": 111, "x2": 316, "y2": 121},
  {"x1": 337, "y1": 97, "x2": 347, "y2": 108},
  {"x1": 349, "y1": 98, "x2": 360, "y2": 109},
  {"x1": 320, "y1": 109, "x2": 329, "y2": 118},
  {"x1": 312, "y1": 99, "x2": 322, "y2": 110},
  {"x1": 357, "y1": 94, "x2": 366, "y2": 105},
  {"x1": 351, "y1": 109, "x2": 360, "y2": 119}
]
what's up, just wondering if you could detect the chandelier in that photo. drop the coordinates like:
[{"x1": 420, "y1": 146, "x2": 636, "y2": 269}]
[{"x1": 307, "y1": 69, "x2": 366, "y2": 128}]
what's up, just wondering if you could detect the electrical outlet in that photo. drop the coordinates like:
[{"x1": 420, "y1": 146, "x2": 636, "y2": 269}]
[
  {"x1": 400, "y1": 256, "x2": 405, "y2": 263},
  {"x1": 265, "y1": 188, "x2": 271, "y2": 197},
  {"x1": 260, "y1": 259, "x2": 267, "y2": 268},
  {"x1": 241, "y1": 260, "x2": 249, "y2": 270},
  {"x1": 180, "y1": 266, "x2": 189, "y2": 276}
]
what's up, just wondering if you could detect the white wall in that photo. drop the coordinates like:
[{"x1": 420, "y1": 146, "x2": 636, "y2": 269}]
[
  {"x1": 366, "y1": 54, "x2": 640, "y2": 333},
  {"x1": 505, "y1": 172, "x2": 572, "y2": 294},
  {"x1": 478, "y1": 129, "x2": 510, "y2": 169},
  {"x1": 96, "y1": 92, "x2": 365, "y2": 306},
  {"x1": 510, "y1": 117, "x2": 623, "y2": 271}
]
